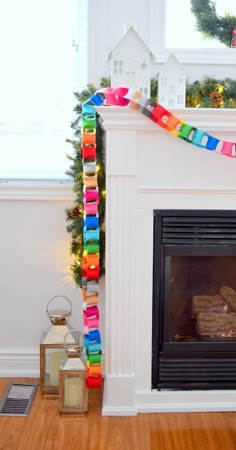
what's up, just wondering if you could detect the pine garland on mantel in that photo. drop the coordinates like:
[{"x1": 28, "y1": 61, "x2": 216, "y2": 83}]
[{"x1": 190, "y1": 0, "x2": 236, "y2": 47}]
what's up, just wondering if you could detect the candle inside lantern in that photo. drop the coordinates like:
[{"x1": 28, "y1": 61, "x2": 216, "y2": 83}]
[
  {"x1": 49, "y1": 351, "x2": 65, "y2": 386},
  {"x1": 64, "y1": 376, "x2": 83, "y2": 407}
]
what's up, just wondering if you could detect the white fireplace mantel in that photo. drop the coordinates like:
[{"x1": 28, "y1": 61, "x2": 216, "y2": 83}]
[{"x1": 97, "y1": 106, "x2": 236, "y2": 415}]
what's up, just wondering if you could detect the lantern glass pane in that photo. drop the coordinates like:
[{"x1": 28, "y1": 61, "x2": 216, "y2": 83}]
[
  {"x1": 45, "y1": 349, "x2": 66, "y2": 387},
  {"x1": 63, "y1": 374, "x2": 84, "y2": 408}
]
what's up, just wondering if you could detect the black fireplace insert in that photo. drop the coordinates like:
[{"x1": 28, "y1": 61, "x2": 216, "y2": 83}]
[{"x1": 152, "y1": 209, "x2": 236, "y2": 390}]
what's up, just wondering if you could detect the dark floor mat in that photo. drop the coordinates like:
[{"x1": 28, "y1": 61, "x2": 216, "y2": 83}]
[{"x1": 0, "y1": 382, "x2": 38, "y2": 416}]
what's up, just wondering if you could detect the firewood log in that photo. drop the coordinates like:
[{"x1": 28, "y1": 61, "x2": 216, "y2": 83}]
[
  {"x1": 196, "y1": 312, "x2": 236, "y2": 336},
  {"x1": 219, "y1": 285, "x2": 236, "y2": 312},
  {"x1": 192, "y1": 295, "x2": 228, "y2": 318}
]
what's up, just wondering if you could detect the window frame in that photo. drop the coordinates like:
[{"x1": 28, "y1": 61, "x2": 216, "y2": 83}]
[
  {"x1": 0, "y1": 177, "x2": 73, "y2": 200},
  {"x1": 154, "y1": 0, "x2": 236, "y2": 65}
]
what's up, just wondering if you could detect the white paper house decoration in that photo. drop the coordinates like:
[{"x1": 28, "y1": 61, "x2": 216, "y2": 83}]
[
  {"x1": 109, "y1": 26, "x2": 155, "y2": 97},
  {"x1": 158, "y1": 55, "x2": 186, "y2": 109}
]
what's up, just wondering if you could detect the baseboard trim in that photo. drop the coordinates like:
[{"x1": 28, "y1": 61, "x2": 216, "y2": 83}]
[
  {"x1": 0, "y1": 349, "x2": 105, "y2": 378},
  {"x1": 135, "y1": 389, "x2": 236, "y2": 413},
  {"x1": 0, "y1": 349, "x2": 39, "y2": 377},
  {"x1": 102, "y1": 406, "x2": 137, "y2": 416}
]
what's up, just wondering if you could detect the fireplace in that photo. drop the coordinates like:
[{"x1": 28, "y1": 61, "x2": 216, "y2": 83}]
[
  {"x1": 97, "y1": 105, "x2": 236, "y2": 414},
  {"x1": 152, "y1": 209, "x2": 236, "y2": 390}
]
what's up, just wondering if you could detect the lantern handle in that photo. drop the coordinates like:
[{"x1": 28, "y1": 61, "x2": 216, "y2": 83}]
[
  {"x1": 46, "y1": 295, "x2": 72, "y2": 315},
  {"x1": 64, "y1": 329, "x2": 84, "y2": 358}
]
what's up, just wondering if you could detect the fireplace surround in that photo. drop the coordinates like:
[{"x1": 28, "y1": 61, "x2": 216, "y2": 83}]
[
  {"x1": 152, "y1": 209, "x2": 236, "y2": 390},
  {"x1": 97, "y1": 105, "x2": 236, "y2": 415}
]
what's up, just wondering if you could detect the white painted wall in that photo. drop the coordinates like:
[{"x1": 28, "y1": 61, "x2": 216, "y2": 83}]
[{"x1": 0, "y1": 184, "x2": 105, "y2": 376}]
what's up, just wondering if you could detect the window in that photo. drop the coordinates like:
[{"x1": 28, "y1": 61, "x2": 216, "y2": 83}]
[
  {"x1": 165, "y1": 0, "x2": 235, "y2": 49},
  {"x1": 0, "y1": 0, "x2": 87, "y2": 179},
  {"x1": 113, "y1": 60, "x2": 123, "y2": 75},
  {"x1": 169, "y1": 85, "x2": 176, "y2": 95},
  {"x1": 177, "y1": 94, "x2": 184, "y2": 105},
  {"x1": 155, "y1": 0, "x2": 236, "y2": 64},
  {"x1": 161, "y1": 77, "x2": 168, "y2": 88},
  {"x1": 126, "y1": 72, "x2": 136, "y2": 86}
]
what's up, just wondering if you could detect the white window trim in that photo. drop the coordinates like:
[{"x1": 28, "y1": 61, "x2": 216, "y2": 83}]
[
  {"x1": 154, "y1": 0, "x2": 236, "y2": 64},
  {"x1": 0, "y1": 178, "x2": 74, "y2": 201}
]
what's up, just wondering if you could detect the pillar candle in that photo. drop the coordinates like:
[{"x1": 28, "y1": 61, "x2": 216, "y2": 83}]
[
  {"x1": 49, "y1": 351, "x2": 65, "y2": 386},
  {"x1": 64, "y1": 376, "x2": 83, "y2": 407}
]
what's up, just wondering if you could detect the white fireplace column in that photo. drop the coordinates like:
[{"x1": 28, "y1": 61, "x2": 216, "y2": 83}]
[
  {"x1": 99, "y1": 110, "x2": 138, "y2": 415},
  {"x1": 97, "y1": 106, "x2": 236, "y2": 415}
]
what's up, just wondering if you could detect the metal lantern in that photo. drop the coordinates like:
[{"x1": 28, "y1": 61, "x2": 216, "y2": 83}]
[
  {"x1": 59, "y1": 330, "x2": 88, "y2": 414},
  {"x1": 40, "y1": 296, "x2": 72, "y2": 394}
]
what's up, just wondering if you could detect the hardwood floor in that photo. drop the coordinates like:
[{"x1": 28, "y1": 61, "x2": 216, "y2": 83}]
[{"x1": 0, "y1": 378, "x2": 236, "y2": 450}]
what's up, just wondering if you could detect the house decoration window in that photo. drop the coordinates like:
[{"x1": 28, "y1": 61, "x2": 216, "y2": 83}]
[
  {"x1": 140, "y1": 87, "x2": 149, "y2": 95},
  {"x1": 177, "y1": 94, "x2": 184, "y2": 105},
  {"x1": 161, "y1": 77, "x2": 168, "y2": 88},
  {"x1": 169, "y1": 85, "x2": 176, "y2": 95},
  {"x1": 113, "y1": 60, "x2": 123, "y2": 75},
  {"x1": 126, "y1": 71, "x2": 136, "y2": 86}
]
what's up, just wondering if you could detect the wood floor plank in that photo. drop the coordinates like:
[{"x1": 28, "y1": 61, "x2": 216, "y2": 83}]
[{"x1": 0, "y1": 378, "x2": 236, "y2": 450}]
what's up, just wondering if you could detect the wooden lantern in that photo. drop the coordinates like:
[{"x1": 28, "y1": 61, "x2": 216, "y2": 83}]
[
  {"x1": 59, "y1": 330, "x2": 88, "y2": 414},
  {"x1": 40, "y1": 296, "x2": 73, "y2": 394}
]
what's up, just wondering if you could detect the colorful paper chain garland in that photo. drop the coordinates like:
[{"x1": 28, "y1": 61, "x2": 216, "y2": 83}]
[
  {"x1": 81, "y1": 100, "x2": 102, "y2": 388},
  {"x1": 86, "y1": 86, "x2": 236, "y2": 157},
  {"x1": 81, "y1": 86, "x2": 236, "y2": 388}
]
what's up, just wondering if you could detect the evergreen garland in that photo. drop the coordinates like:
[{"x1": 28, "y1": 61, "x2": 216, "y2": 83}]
[
  {"x1": 186, "y1": 76, "x2": 236, "y2": 108},
  {"x1": 65, "y1": 81, "x2": 109, "y2": 287},
  {"x1": 190, "y1": 0, "x2": 236, "y2": 47}
]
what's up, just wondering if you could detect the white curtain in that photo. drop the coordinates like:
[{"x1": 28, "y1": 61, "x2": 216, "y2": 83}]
[{"x1": 0, "y1": 0, "x2": 87, "y2": 178}]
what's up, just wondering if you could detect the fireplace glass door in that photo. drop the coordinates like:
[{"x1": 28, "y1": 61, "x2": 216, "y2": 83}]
[{"x1": 164, "y1": 254, "x2": 236, "y2": 344}]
